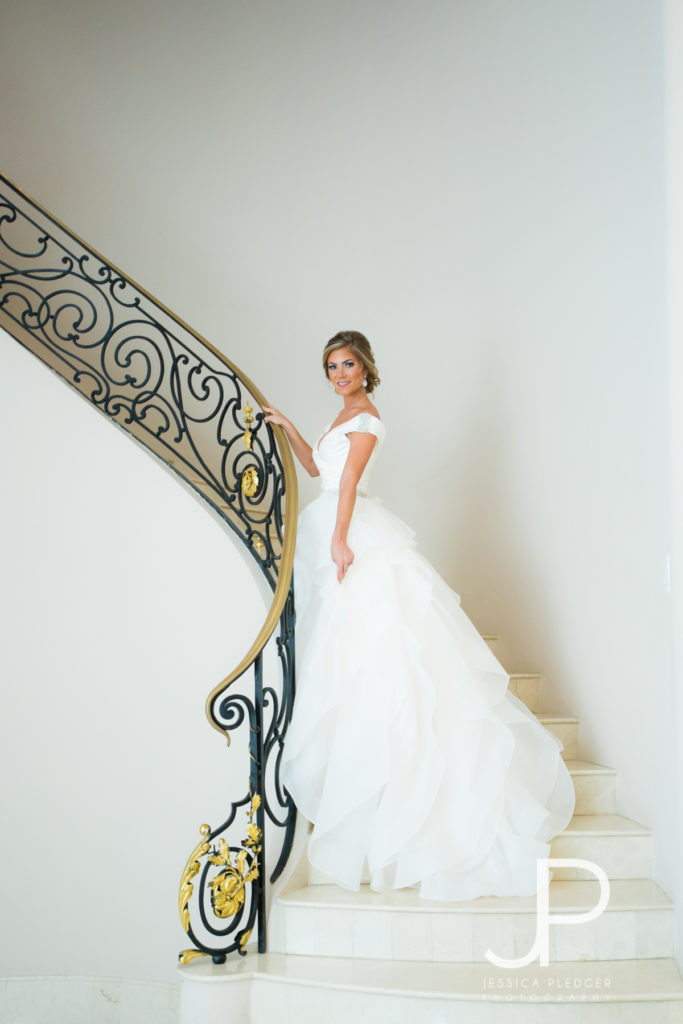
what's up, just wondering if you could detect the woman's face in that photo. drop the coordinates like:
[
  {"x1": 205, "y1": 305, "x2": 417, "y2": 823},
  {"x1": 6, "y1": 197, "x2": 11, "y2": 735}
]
[{"x1": 326, "y1": 346, "x2": 365, "y2": 397}]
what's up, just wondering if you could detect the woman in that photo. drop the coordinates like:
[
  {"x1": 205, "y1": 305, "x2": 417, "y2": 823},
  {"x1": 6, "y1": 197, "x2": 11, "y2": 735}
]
[{"x1": 263, "y1": 331, "x2": 575, "y2": 901}]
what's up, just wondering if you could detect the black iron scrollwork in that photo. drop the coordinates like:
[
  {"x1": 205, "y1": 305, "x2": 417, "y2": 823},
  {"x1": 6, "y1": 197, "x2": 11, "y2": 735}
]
[{"x1": 0, "y1": 175, "x2": 297, "y2": 963}]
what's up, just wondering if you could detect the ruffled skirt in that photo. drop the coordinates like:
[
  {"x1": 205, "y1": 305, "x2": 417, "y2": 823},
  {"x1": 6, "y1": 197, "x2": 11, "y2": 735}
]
[{"x1": 281, "y1": 491, "x2": 576, "y2": 901}]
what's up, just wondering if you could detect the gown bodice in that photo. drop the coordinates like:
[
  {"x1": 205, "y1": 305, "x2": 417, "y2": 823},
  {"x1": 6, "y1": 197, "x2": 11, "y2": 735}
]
[{"x1": 312, "y1": 411, "x2": 386, "y2": 496}]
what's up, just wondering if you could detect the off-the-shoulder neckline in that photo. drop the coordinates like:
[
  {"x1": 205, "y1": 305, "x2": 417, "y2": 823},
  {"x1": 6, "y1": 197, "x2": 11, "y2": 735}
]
[{"x1": 316, "y1": 411, "x2": 383, "y2": 451}]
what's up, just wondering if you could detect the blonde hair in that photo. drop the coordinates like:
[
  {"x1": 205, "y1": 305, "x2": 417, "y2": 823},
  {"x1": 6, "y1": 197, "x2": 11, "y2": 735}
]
[{"x1": 322, "y1": 331, "x2": 380, "y2": 395}]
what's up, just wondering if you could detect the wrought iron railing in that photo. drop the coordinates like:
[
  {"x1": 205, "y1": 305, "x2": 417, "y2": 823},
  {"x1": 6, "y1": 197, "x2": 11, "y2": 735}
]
[{"x1": 0, "y1": 173, "x2": 297, "y2": 963}]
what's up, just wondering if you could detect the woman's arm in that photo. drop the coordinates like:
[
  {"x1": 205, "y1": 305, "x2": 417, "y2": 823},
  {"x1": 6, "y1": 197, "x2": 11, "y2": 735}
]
[
  {"x1": 331, "y1": 431, "x2": 377, "y2": 582},
  {"x1": 262, "y1": 404, "x2": 319, "y2": 477}
]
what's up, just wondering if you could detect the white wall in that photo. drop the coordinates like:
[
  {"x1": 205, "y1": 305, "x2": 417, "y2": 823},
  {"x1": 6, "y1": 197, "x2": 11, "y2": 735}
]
[
  {"x1": 665, "y1": 0, "x2": 683, "y2": 969},
  {"x1": 0, "y1": 333, "x2": 268, "y2": 982},
  {"x1": 0, "y1": 0, "x2": 677, "y2": 975}
]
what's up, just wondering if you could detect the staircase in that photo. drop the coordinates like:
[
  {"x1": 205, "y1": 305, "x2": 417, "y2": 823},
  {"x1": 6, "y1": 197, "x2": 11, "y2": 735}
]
[
  {"x1": 2, "y1": 174, "x2": 678, "y2": 1018},
  {"x1": 179, "y1": 639, "x2": 683, "y2": 1022}
]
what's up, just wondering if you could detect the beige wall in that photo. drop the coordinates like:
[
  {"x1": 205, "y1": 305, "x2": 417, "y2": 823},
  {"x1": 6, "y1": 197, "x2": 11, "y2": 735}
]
[{"x1": 0, "y1": 0, "x2": 677, "y2": 976}]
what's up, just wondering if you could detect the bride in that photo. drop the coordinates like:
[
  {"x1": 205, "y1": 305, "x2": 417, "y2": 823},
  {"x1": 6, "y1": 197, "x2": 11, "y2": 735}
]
[{"x1": 263, "y1": 331, "x2": 575, "y2": 902}]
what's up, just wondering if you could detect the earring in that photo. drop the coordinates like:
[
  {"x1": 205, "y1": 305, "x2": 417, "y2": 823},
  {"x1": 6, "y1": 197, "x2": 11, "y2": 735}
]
[{"x1": 362, "y1": 377, "x2": 368, "y2": 388}]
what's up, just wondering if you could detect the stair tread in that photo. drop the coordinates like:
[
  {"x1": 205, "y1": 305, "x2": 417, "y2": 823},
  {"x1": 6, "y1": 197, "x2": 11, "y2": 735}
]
[
  {"x1": 537, "y1": 714, "x2": 579, "y2": 724},
  {"x1": 280, "y1": 878, "x2": 672, "y2": 913},
  {"x1": 181, "y1": 953, "x2": 683, "y2": 1000},
  {"x1": 565, "y1": 758, "x2": 616, "y2": 774},
  {"x1": 562, "y1": 812, "x2": 651, "y2": 836}
]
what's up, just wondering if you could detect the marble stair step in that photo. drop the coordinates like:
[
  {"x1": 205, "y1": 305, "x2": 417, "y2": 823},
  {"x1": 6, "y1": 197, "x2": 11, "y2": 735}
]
[
  {"x1": 566, "y1": 759, "x2": 617, "y2": 814},
  {"x1": 305, "y1": 762, "x2": 621, "y2": 887},
  {"x1": 179, "y1": 954, "x2": 683, "y2": 1023},
  {"x1": 306, "y1": 812, "x2": 651, "y2": 887},
  {"x1": 536, "y1": 713, "x2": 579, "y2": 759},
  {"x1": 508, "y1": 673, "x2": 541, "y2": 711},
  {"x1": 275, "y1": 879, "x2": 674, "y2": 963},
  {"x1": 550, "y1": 813, "x2": 652, "y2": 879}
]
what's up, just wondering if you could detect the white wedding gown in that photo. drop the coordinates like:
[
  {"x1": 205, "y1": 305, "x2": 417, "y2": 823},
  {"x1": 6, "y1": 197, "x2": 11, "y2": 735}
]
[{"x1": 281, "y1": 412, "x2": 575, "y2": 901}]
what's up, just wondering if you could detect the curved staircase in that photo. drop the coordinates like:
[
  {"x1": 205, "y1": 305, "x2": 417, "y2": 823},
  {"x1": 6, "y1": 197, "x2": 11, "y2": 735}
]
[
  {"x1": 1, "y1": 173, "x2": 678, "y2": 1020},
  {"x1": 179, "y1": 639, "x2": 683, "y2": 1022}
]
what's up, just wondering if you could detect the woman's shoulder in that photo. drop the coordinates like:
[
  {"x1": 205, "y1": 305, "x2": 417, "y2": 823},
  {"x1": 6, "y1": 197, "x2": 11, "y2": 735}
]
[{"x1": 347, "y1": 409, "x2": 384, "y2": 437}]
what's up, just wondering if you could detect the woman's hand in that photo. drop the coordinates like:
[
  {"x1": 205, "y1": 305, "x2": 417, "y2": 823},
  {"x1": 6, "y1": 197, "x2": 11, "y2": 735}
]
[
  {"x1": 331, "y1": 534, "x2": 355, "y2": 583},
  {"x1": 262, "y1": 404, "x2": 290, "y2": 430},
  {"x1": 262, "y1": 404, "x2": 319, "y2": 477}
]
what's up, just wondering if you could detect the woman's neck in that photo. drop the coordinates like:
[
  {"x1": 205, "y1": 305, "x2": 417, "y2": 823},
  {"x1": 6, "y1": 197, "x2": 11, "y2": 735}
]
[{"x1": 341, "y1": 393, "x2": 373, "y2": 415}]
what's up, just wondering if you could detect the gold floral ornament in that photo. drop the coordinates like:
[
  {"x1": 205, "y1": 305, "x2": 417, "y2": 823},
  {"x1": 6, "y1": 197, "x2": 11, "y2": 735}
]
[
  {"x1": 208, "y1": 794, "x2": 262, "y2": 919},
  {"x1": 178, "y1": 824, "x2": 211, "y2": 932},
  {"x1": 178, "y1": 824, "x2": 212, "y2": 966},
  {"x1": 241, "y1": 465, "x2": 259, "y2": 498},
  {"x1": 178, "y1": 797, "x2": 263, "y2": 964},
  {"x1": 178, "y1": 949, "x2": 207, "y2": 967},
  {"x1": 243, "y1": 403, "x2": 255, "y2": 450}
]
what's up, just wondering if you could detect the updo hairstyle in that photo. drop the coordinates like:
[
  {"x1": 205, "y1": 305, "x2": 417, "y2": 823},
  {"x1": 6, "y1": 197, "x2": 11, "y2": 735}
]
[{"x1": 322, "y1": 331, "x2": 381, "y2": 395}]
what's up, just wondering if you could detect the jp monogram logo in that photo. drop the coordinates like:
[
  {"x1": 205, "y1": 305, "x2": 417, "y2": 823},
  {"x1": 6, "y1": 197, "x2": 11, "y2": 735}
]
[{"x1": 485, "y1": 858, "x2": 610, "y2": 968}]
